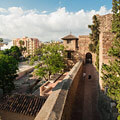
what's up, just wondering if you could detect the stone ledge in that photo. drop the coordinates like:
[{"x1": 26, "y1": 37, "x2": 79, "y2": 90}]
[{"x1": 34, "y1": 60, "x2": 83, "y2": 120}]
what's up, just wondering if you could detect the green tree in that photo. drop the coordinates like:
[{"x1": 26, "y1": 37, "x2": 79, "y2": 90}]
[
  {"x1": 34, "y1": 44, "x2": 43, "y2": 56},
  {"x1": 0, "y1": 54, "x2": 18, "y2": 93},
  {"x1": 88, "y1": 15, "x2": 100, "y2": 70},
  {"x1": 3, "y1": 46, "x2": 21, "y2": 61},
  {"x1": 102, "y1": 0, "x2": 120, "y2": 119},
  {"x1": 10, "y1": 46, "x2": 22, "y2": 60},
  {"x1": 35, "y1": 43, "x2": 65, "y2": 81}
]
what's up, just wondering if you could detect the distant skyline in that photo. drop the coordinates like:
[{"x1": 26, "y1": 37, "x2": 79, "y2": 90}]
[{"x1": 0, "y1": 0, "x2": 112, "y2": 42}]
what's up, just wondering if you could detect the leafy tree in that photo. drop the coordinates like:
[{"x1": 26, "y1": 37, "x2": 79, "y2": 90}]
[
  {"x1": 102, "y1": 0, "x2": 120, "y2": 119},
  {"x1": 3, "y1": 46, "x2": 21, "y2": 61},
  {"x1": 35, "y1": 43, "x2": 65, "y2": 81},
  {"x1": 0, "y1": 54, "x2": 18, "y2": 93},
  {"x1": 10, "y1": 46, "x2": 22, "y2": 60},
  {"x1": 34, "y1": 44, "x2": 43, "y2": 56},
  {"x1": 88, "y1": 15, "x2": 100, "y2": 70},
  {"x1": 29, "y1": 56, "x2": 39, "y2": 65},
  {"x1": 3, "y1": 49, "x2": 11, "y2": 55}
]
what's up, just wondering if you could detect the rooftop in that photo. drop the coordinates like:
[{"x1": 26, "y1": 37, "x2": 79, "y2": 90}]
[
  {"x1": 61, "y1": 34, "x2": 78, "y2": 40},
  {"x1": 0, "y1": 94, "x2": 47, "y2": 117}
]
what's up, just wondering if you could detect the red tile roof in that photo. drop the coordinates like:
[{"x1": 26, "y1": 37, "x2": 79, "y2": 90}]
[
  {"x1": 0, "y1": 94, "x2": 47, "y2": 117},
  {"x1": 61, "y1": 34, "x2": 78, "y2": 40}
]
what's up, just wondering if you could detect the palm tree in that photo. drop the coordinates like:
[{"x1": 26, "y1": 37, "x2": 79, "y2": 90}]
[{"x1": 19, "y1": 40, "x2": 24, "y2": 47}]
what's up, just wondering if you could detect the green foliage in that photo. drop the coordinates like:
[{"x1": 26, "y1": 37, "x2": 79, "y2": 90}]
[
  {"x1": 10, "y1": 46, "x2": 22, "y2": 60},
  {"x1": 0, "y1": 38, "x2": 3, "y2": 43},
  {"x1": 112, "y1": 0, "x2": 120, "y2": 33},
  {"x1": 29, "y1": 59, "x2": 34, "y2": 65},
  {"x1": 109, "y1": 33, "x2": 120, "y2": 57},
  {"x1": 102, "y1": 60, "x2": 120, "y2": 100},
  {"x1": 88, "y1": 15, "x2": 100, "y2": 70},
  {"x1": 0, "y1": 54, "x2": 18, "y2": 93},
  {"x1": 34, "y1": 44, "x2": 43, "y2": 56},
  {"x1": 3, "y1": 46, "x2": 21, "y2": 61},
  {"x1": 88, "y1": 15, "x2": 100, "y2": 49},
  {"x1": 35, "y1": 43, "x2": 65, "y2": 81},
  {"x1": 101, "y1": 0, "x2": 120, "y2": 119},
  {"x1": 89, "y1": 43, "x2": 96, "y2": 53},
  {"x1": 29, "y1": 56, "x2": 39, "y2": 65}
]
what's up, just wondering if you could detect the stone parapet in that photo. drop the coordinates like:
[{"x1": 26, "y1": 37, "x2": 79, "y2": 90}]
[
  {"x1": 96, "y1": 14, "x2": 112, "y2": 32},
  {"x1": 34, "y1": 60, "x2": 83, "y2": 120}
]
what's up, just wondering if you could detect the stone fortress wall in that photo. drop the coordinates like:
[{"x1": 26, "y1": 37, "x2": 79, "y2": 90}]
[
  {"x1": 97, "y1": 14, "x2": 114, "y2": 89},
  {"x1": 62, "y1": 14, "x2": 114, "y2": 89},
  {"x1": 76, "y1": 14, "x2": 114, "y2": 89},
  {"x1": 78, "y1": 35, "x2": 96, "y2": 65}
]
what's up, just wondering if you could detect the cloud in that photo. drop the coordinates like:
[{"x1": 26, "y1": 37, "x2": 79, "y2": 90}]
[
  {"x1": 0, "y1": 6, "x2": 111, "y2": 42},
  {"x1": 0, "y1": 8, "x2": 7, "y2": 13},
  {"x1": 41, "y1": 11, "x2": 48, "y2": 14}
]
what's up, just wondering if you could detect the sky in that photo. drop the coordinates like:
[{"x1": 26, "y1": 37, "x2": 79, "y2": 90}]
[{"x1": 0, "y1": 0, "x2": 112, "y2": 43}]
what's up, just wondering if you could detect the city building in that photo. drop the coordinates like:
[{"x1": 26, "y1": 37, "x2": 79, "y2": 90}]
[{"x1": 13, "y1": 37, "x2": 40, "y2": 56}]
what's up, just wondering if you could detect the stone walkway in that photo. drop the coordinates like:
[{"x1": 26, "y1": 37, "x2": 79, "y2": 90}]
[{"x1": 71, "y1": 64, "x2": 101, "y2": 120}]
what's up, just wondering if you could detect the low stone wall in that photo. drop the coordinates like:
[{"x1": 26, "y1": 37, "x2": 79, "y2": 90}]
[
  {"x1": 34, "y1": 60, "x2": 83, "y2": 120},
  {"x1": 16, "y1": 67, "x2": 34, "y2": 80}
]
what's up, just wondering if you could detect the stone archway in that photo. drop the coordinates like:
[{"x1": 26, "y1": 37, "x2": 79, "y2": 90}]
[{"x1": 86, "y1": 52, "x2": 92, "y2": 64}]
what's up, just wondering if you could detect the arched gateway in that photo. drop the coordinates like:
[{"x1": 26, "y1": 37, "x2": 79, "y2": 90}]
[{"x1": 86, "y1": 52, "x2": 92, "y2": 64}]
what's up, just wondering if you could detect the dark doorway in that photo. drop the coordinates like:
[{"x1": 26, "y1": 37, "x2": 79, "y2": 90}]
[
  {"x1": 86, "y1": 52, "x2": 92, "y2": 64},
  {"x1": 67, "y1": 51, "x2": 72, "y2": 59}
]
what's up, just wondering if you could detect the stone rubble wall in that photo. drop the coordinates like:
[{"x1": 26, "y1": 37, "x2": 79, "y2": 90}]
[
  {"x1": 78, "y1": 35, "x2": 96, "y2": 65},
  {"x1": 97, "y1": 14, "x2": 114, "y2": 89},
  {"x1": 96, "y1": 14, "x2": 113, "y2": 32}
]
